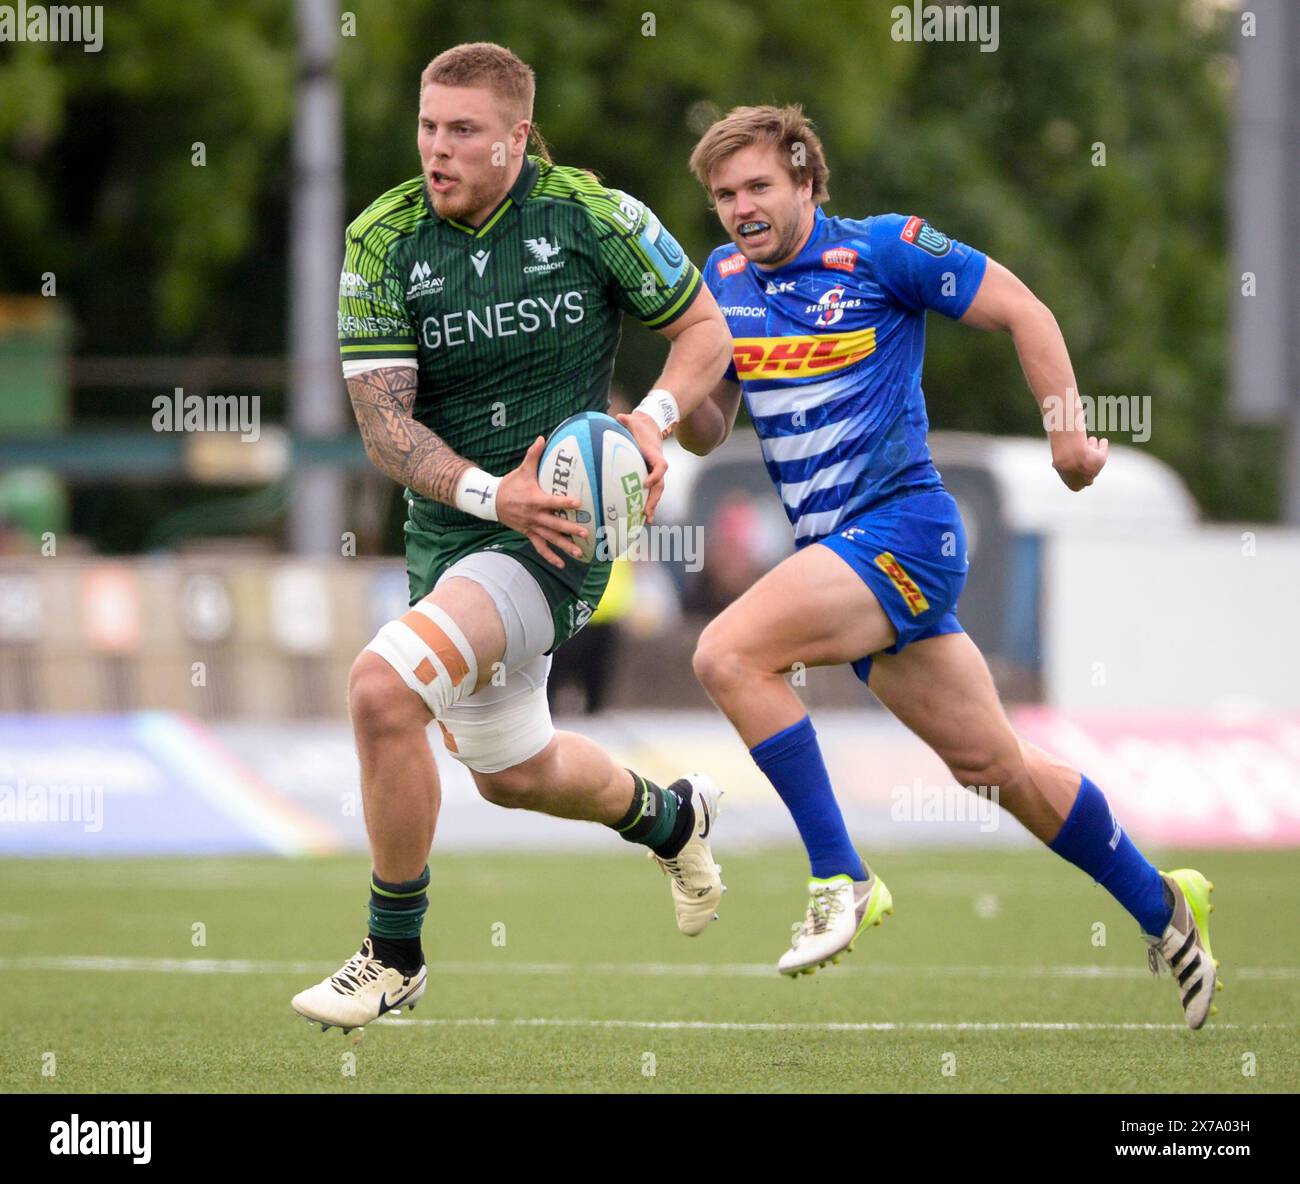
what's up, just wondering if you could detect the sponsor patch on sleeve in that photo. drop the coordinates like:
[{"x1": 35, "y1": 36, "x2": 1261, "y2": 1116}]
[
  {"x1": 900, "y1": 215, "x2": 952, "y2": 257},
  {"x1": 638, "y1": 214, "x2": 687, "y2": 285}
]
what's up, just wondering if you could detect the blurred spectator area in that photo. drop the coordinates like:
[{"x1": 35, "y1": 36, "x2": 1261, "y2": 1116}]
[
  {"x1": 3, "y1": 429, "x2": 1272, "y2": 719},
  {"x1": 0, "y1": 548, "x2": 875, "y2": 719}
]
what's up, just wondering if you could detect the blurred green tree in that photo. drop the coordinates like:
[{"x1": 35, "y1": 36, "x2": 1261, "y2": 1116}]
[{"x1": 0, "y1": 0, "x2": 1274, "y2": 542}]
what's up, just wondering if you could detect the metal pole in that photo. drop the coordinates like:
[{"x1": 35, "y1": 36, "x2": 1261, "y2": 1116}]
[
  {"x1": 1230, "y1": 0, "x2": 1300, "y2": 521},
  {"x1": 288, "y1": 0, "x2": 344, "y2": 554}
]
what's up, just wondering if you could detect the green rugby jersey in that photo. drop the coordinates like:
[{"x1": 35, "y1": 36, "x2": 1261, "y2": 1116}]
[{"x1": 338, "y1": 155, "x2": 703, "y2": 531}]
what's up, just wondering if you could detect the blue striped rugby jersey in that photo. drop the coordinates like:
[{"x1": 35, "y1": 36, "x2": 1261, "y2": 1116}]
[{"x1": 703, "y1": 207, "x2": 987, "y2": 546}]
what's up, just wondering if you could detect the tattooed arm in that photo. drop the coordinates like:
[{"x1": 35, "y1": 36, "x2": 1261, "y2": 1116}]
[
  {"x1": 346, "y1": 365, "x2": 471, "y2": 504},
  {"x1": 345, "y1": 364, "x2": 588, "y2": 566}
]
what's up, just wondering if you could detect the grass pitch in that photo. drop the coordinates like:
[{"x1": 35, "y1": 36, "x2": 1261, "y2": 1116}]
[{"x1": 1, "y1": 847, "x2": 1296, "y2": 1093}]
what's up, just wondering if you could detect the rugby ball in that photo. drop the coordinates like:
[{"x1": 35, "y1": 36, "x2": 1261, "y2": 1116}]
[{"x1": 539, "y1": 411, "x2": 649, "y2": 563}]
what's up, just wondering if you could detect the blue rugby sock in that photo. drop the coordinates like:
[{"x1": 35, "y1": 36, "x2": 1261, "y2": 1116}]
[
  {"x1": 1048, "y1": 775, "x2": 1173, "y2": 936},
  {"x1": 750, "y1": 716, "x2": 867, "y2": 881}
]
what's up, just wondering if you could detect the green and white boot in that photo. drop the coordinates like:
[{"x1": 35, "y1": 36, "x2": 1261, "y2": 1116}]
[
  {"x1": 1145, "y1": 868, "x2": 1222, "y2": 1030},
  {"x1": 778, "y1": 870, "x2": 893, "y2": 977}
]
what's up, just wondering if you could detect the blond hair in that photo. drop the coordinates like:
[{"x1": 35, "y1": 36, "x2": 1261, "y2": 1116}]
[
  {"x1": 421, "y1": 42, "x2": 551, "y2": 162},
  {"x1": 689, "y1": 104, "x2": 830, "y2": 204}
]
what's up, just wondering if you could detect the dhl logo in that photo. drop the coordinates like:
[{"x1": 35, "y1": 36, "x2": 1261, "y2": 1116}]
[
  {"x1": 731, "y1": 326, "x2": 876, "y2": 379},
  {"x1": 873, "y1": 551, "x2": 930, "y2": 617}
]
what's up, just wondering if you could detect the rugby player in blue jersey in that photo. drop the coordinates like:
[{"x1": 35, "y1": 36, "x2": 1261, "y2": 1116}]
[{"x1": 679, "y1": 104, "x2": 1219, "y2": 1027}]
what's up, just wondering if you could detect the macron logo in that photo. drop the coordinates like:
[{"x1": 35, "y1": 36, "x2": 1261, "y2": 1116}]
[
  {"x1": 50, "y1": 1115, "x2": 151, "y2": 1165},
  {"x1": 470, "y1": 249, "x2": 491, "y2": 277}
]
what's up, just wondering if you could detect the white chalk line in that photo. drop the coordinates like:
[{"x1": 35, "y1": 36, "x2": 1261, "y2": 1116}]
[
  {"x1": 377, "y1": 1017, "x2": 1278, "y2": 1033},
  {"x1": 1, "y1": 955, "x2": 1297, "y2": 982}
]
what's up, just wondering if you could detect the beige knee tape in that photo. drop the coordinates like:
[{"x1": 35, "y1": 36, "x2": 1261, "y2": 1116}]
[{"x1": 364, "y1": 602, "x2": 479, "y2": 718}]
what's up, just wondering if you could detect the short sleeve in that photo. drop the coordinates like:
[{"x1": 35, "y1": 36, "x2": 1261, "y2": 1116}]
[
  {"x1": 338, "y1": 224, "x2": 419, "y2": 369},
  {"x1": 869, "y1": 213, "x2": 987, "y2": 318},
  {"x1": 586, "y1": 188, "x2": 703, "y2": 330}
]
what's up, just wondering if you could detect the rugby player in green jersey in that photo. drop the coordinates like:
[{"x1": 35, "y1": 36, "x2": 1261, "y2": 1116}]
[{"x1": 292, "y1": 43, "x2": 733, "y2": 1032}]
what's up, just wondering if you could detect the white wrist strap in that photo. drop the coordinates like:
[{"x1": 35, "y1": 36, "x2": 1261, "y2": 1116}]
[
  {"x1": 636, "y1": 388, "x2": 680, "y2": 438},
  {"x1": 453, "y1": 467, "x2": 501, "y2": 521}
]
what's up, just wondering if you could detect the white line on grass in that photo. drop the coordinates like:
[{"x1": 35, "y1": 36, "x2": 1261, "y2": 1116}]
[
  {"x1": 377, "y1": 1018, "x2": 1278, "y2": 1033},
  {"x1": 0, "y1": 955, "x2": 329, "y2": 975},
  {"x1": 0, "y1": 955, "x2": 1297, "y2": 981}
]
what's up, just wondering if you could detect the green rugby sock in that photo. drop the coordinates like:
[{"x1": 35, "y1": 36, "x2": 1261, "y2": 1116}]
[
  {"x1": 613, "y1": 771, "x2": 695, "y2": 858},
  {"x1": 368, "y1": 866, "x2": 430, "y2": 974}
]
